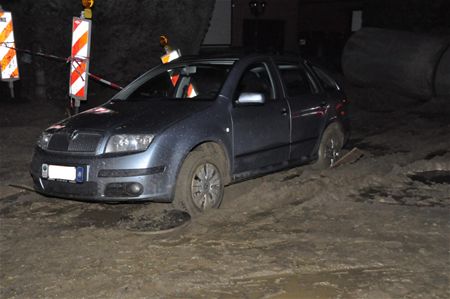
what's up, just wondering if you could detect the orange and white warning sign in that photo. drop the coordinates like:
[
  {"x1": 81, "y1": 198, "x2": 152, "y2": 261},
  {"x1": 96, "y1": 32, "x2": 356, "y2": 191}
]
[
  {"x1": 69, "y1": 17, "x2": 91, "y2": 101},
  {"x1": 160, "y1": 49, "x2": 181, "y2": 64},
  {"x1": 0, "y1": 11, "x2": 20, "y2": 81}
]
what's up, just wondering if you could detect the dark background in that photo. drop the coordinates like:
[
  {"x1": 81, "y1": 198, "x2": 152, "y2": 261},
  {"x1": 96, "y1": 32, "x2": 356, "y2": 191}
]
[{"x1": 1, "y1": 0, "x2": 449, "y2": 107}]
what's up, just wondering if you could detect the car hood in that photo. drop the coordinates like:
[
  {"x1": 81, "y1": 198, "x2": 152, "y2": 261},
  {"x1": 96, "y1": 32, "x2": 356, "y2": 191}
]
[{"x1": 49, "y1": 99, "x2": 214, "y2": 134}]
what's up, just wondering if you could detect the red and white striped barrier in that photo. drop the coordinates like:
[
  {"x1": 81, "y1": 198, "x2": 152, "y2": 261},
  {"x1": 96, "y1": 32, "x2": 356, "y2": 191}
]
[
  {"x1": 69, "y1": 17, "x2": 91, "y2": 100},
  {"x1": 0, "y1": 11, "x2": 19, "y2": 81},
  {"x1": 88, "y1": 72, "x2": 122, "y2": 90}
]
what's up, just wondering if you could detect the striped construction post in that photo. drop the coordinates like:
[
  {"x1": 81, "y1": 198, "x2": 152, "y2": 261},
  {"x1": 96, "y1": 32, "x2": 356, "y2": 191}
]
[
  {"x1": 0, "y1": 10, "x2": 20, "y2": 95},
  {"x1": 69, "y1": 17, "x2": 91, "y2": 102},
  {"x1": 160, "y1": 49, "x2": 197, "y2": 98},
  {"x1": 161, "y1": 49, "x2": 181, "y2": 86}
]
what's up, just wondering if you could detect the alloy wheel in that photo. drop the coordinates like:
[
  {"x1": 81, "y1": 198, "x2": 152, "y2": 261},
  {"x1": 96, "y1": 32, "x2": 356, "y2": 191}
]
[
  {"x1": 325, "y1": 138, "x2": 340, "y2": 167},
  {"x1": 190, "y1": 162, "x2": 222, "y2": 210}
]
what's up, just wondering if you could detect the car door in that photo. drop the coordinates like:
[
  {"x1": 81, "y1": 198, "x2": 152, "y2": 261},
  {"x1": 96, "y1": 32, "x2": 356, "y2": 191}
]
[
  {"x1": 231, "y1": 61, "x2": 290, "y2": 175},
  {"x1": 276, "y1": 61, "x2": 328, "y2": 160}
]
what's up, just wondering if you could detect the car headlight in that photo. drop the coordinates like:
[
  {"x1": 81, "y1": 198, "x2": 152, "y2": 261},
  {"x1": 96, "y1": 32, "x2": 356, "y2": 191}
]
[
  {"x1": 105, "y1": 134, "x2": 154, "y2": 153},
  {"x1": 37, "y1": 132, "x2": 52, "y2": 149}
]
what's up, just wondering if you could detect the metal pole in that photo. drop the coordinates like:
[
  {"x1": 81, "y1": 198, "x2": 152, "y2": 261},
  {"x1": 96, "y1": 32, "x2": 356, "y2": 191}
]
[
  {"x1": 8, "y1": 81, "x2": 15, "y2": 98},
  {"x1": 74, "y1": 98, "x2": 80, "y2": 114}
]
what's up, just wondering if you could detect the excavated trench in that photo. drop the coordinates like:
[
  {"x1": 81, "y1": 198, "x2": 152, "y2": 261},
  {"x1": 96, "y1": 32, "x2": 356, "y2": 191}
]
[{"x1": 408, "y1": 170, "x2": 450, "y2": 185}]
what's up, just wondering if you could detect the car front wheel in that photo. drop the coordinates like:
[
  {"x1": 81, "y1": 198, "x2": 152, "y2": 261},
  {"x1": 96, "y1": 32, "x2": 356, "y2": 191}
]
[{"x1": 173, "y1": 149, "x2": 225, "y2": 216}]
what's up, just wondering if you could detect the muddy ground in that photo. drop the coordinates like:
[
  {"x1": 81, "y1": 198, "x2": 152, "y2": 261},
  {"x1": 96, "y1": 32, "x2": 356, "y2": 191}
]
[{"x1": 0, "y1": 89, "x2": 449, "y2": 298}]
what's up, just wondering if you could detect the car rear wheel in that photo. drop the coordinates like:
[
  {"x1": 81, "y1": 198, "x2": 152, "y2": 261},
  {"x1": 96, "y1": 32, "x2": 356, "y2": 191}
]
[
  {"x1": 172, "y1": 148, "x2": 225, "y2": 216},
  {"x1": 314, "y1": 123, "x2": 344, "y2": 169}
]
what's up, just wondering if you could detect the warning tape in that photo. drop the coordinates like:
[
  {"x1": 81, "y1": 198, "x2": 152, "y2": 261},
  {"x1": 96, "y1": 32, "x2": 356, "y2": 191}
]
[
  {"x1": 72, "y1": 58, "x2": 123, "y2": 90},
  {"x1": 88, "y1": 72, "x2": 123, "y2": 90},
  {"x1": 0, "y1": 42, "x2": 123, "y2": 90},
  {"x1": 1, "y1": 41, "x2": 83, "y2": 63}
]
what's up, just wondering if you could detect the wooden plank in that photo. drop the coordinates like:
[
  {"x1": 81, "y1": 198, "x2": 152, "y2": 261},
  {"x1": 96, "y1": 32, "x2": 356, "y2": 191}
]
[{"x1": 332, "y1": 147, "x2": 364, "y2": 168}]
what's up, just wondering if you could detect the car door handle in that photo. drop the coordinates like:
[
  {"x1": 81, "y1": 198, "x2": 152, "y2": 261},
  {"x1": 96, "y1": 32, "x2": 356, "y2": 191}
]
[{"x1": 281, "y1": 108, "x2": 288, "y2": 116}]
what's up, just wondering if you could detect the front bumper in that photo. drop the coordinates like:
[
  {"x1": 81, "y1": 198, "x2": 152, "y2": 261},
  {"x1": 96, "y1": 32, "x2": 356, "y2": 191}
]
[{"x1": 30, "y1": 148, "x2": 173, "y2": 202}]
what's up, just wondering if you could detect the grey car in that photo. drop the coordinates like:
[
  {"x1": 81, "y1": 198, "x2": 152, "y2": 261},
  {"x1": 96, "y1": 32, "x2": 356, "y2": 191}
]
[{"x1": 30, "y1": 54, "x2": 349, "y2": 215}]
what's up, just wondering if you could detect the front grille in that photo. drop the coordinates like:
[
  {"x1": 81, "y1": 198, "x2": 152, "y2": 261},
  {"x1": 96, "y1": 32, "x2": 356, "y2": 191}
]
[
  {"x1": 68, "y1": 134, "x2": 101, "y2": 152},
  {"x1": 48, "y1": 132, "x2": 102, "y2": 153},
  {"x1": 48, "y1": 133, "x2": 69, "y2": 151}
]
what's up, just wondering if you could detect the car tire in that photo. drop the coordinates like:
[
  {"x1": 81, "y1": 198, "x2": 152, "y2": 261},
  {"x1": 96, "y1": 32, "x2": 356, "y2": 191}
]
[
  {"x1": 172, "y1": 148, "x2": 225, "y2": 216},
  {"x1": 314, "y1": 123, "x2": 344, "y2": 169}
]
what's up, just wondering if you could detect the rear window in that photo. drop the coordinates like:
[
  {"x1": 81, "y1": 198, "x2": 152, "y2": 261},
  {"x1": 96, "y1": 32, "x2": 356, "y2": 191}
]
[
  {"x1": 277, "y1": 64, "x2": 316, "y2": 97},
  {"x1": 312, "y1": 66, "x2": 341, "y2": 92}
]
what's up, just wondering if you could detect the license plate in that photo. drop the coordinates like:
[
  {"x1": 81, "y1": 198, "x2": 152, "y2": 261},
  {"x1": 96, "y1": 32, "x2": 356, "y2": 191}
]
[{"x1": 43, "y1": 164, "x2": 84, "y2": 183}]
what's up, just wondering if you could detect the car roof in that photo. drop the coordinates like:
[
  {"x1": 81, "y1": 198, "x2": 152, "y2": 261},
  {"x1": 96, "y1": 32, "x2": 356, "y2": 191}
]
[{"x1": 167, "y1": 53, "x2": 306, "y2": 65}]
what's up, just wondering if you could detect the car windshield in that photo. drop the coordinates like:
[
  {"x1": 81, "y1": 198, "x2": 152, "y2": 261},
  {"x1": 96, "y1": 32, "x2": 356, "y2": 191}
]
[{"x1": 125, "y1": 64, "x2": 231, "y2": 101}]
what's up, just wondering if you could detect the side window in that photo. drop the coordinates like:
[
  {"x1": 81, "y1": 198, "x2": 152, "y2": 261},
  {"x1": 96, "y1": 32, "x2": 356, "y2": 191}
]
[
  {"x1": 278, "y1": 64, "x2": 314, "y2": 97},
  {"x1": 313, "y1": 66, "x2": 341, "y2": 92},
  {"x1": 235, "y1": 63, "x2": 275, "y2": 100}
]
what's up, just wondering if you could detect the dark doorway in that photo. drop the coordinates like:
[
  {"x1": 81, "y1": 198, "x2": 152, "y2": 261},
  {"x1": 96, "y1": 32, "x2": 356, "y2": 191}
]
[{"x1": 243, "y1": 19, "x2": 285, "y2": 53}]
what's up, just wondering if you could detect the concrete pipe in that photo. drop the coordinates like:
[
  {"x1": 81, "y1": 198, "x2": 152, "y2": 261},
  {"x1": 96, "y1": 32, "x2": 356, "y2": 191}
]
[
  {"x1": 342, "y1": 27, "x2": 450, "y2": 100},
  {"x1": 435, "y1": 47, "x2": 450, "y2": 97}
]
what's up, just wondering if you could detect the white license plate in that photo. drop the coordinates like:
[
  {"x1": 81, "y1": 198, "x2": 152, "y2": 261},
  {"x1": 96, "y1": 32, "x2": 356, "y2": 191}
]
[{"x1": 48, "y1": 165, "x2": 77, "y2": 181}]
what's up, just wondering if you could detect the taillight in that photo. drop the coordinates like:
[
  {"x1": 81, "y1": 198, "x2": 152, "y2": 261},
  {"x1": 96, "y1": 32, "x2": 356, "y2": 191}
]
[{"x1": 336, "y1": 99, "x2": 348, "y2": 116}]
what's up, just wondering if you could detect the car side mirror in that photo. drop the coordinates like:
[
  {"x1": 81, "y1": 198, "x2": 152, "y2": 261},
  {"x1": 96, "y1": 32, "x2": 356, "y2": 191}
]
[{"x1": 235, "y1": 92, "x2": 266, "y2": 106}]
